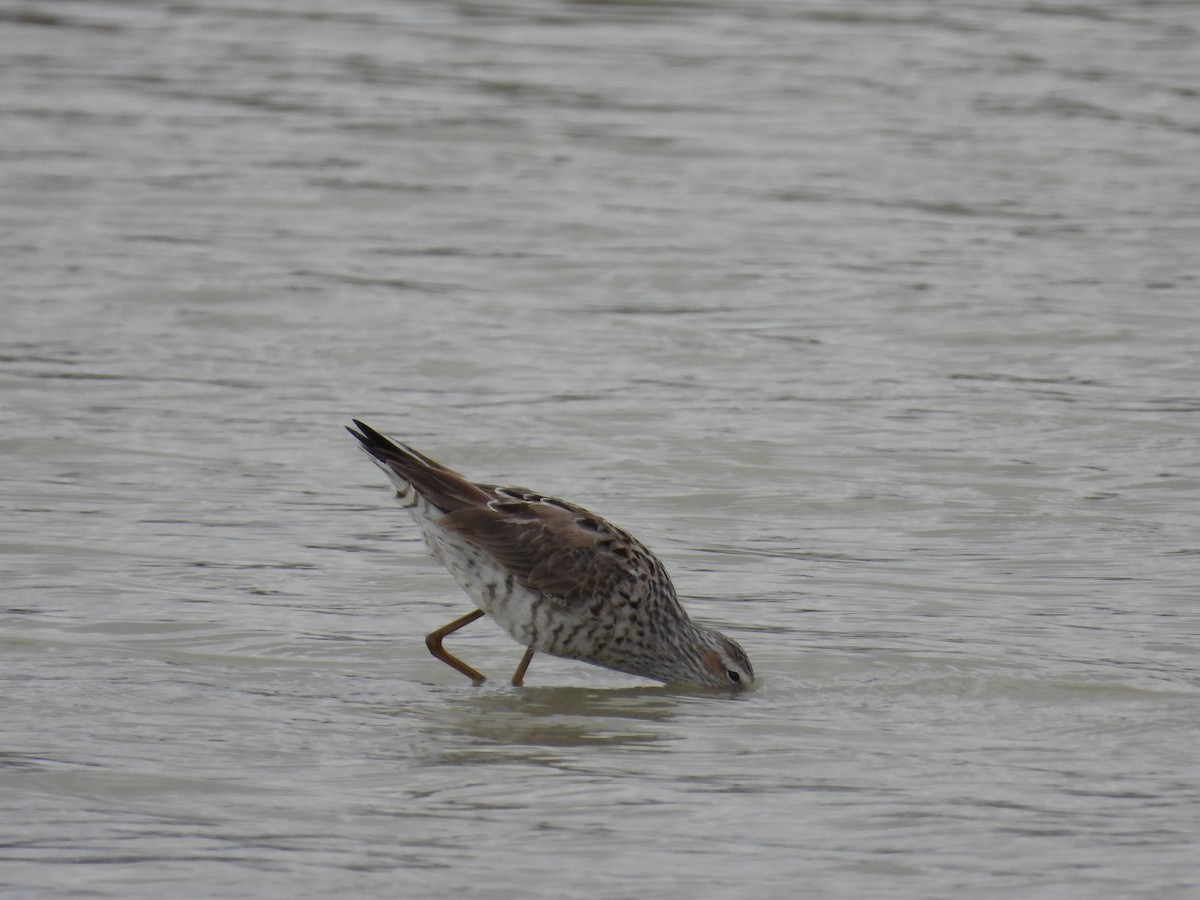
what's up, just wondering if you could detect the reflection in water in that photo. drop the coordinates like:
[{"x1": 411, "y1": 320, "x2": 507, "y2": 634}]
[{"x1": 406, "y1": 686, "x2": 689, "y2": 758}]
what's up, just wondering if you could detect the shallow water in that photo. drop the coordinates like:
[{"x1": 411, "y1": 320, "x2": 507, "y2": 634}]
[{"x1": 3, "y1": 1, "x2": 1199, "y2": 897}]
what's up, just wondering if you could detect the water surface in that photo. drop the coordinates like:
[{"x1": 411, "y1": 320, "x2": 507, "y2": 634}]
[{"x1": 3, "y1": 1, "x2": 1198, "y2": 897}]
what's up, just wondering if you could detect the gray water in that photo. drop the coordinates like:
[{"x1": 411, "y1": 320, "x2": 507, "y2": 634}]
[{"x1": 3, "y1": 1, "x2": 1199, "y2": 897}]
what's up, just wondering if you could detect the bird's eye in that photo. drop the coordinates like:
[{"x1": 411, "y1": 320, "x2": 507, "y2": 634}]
[{"x1": 727, "y1": 670, "x2": 741, "y2": 684}]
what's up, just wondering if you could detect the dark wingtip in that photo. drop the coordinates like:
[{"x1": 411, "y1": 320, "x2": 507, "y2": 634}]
[
  {"x1": 350, "y1": 419, "x2": 390, "y2": 443},
  {"x1": 345, "y1": 421, "x2": 488, "y2": 510},
  {"x1": 347, "y1": 420, "x2": 407, "y2": 464},
  {"x1": 348, "y1": 419, "x2": 388, "y2": 442}
]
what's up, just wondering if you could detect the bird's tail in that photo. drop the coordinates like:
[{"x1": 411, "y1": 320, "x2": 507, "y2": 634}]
[{"x1": 346, "y1": 420, "x2": 489, "y2": 513}]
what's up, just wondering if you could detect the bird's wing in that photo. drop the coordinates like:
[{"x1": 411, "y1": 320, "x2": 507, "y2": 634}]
[
  {"x1": 347, "y1": 419, "x2": 491, "y2": 513},
  {"x1": 439, "y1": 494, "x2": 664, "y2": 606}
]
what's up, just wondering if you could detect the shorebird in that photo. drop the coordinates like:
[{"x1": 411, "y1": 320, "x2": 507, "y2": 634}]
[{"x1": 347, "y1": 420, "x2": 753, "y2": 688}]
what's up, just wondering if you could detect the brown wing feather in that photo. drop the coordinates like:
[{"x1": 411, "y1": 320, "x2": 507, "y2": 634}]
[
  {"x1": 439, "y1": 499, "x2": 659, "y2": 606},
  {"x1": 347, "y1": 420, "x2": 490, "y2": 512}
]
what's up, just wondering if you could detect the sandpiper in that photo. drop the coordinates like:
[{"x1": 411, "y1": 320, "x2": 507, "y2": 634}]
[{"x1": 347, "y1": 420, "x2": 753, "y2": 688}]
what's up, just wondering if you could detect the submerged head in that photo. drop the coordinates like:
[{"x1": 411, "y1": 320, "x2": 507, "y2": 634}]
[
  {"x1": 697, "y1": 629, "x2": 755, "y2": 689},
  {"x1": 643, "y1": 624, "x2": 754, "y2": 689}
]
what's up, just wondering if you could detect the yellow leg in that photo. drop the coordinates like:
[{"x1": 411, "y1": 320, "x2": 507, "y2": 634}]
[
  {"x1": 511, "y1": 646, "x2": 535, "y2": 687},
  {"x1": 425, "y1": 609, "x2": 487, "y2": 684}
]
